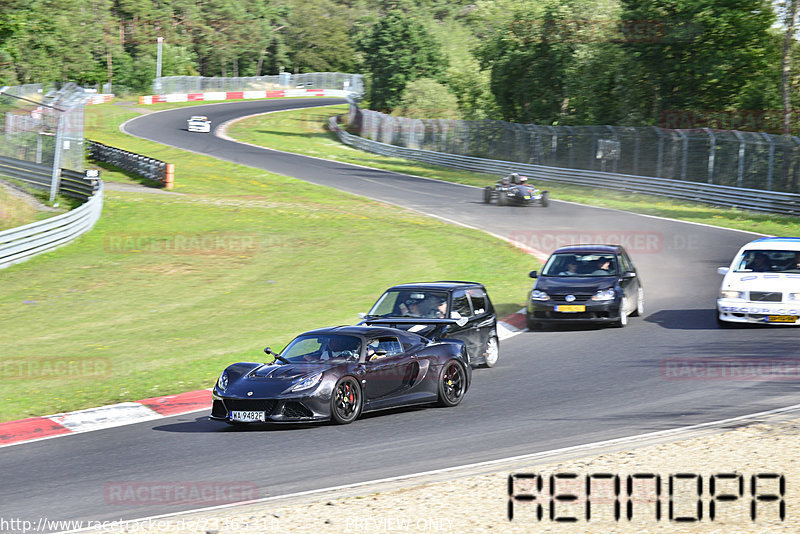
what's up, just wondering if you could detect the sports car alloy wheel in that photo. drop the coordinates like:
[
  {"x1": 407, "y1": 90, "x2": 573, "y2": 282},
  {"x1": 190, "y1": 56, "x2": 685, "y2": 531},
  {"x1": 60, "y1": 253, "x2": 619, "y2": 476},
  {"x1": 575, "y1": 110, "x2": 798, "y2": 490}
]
[
  {"x1": 540, "y1": 191, "x2": 549, "y2": 207},
  {"x1": 331, "y1": 377, "x2": 362, "y2": 424},
  {"x1": 483, "y1": 336, "x2": 499, "y2": 368},
  {"x1": 437, "y1": 361, "x2": 466, "y2": 407}
]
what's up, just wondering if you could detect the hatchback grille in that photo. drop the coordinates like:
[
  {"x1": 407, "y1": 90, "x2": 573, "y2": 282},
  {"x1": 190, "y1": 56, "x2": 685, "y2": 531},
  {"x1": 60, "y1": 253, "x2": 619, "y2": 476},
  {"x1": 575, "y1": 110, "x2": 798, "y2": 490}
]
[
  {"x1": 749, "y1": 291, "x2": 782, "y2": 302},
  {"x1": 222, "y1": 399, "x2": 277, "y2": 414},
  {"x1": 551, "y1": 294, "x2": 592, "y2": 302}
]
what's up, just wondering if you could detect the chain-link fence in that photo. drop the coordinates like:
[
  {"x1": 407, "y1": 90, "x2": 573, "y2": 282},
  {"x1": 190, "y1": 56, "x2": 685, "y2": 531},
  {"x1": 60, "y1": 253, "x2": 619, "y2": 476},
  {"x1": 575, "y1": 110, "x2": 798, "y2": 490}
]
[
  {"x1": 153, "y1": 72, "x2": 363, "y2": 95},
  {"x1": 351, "y1": 107, "x2": 800, "y2": 193},
  {"x1": 0, "y1": 83, "x2": 87, "y2": 171},
  {"x1": 1, "y1": 83, "x2": 88, "y2": 200}
]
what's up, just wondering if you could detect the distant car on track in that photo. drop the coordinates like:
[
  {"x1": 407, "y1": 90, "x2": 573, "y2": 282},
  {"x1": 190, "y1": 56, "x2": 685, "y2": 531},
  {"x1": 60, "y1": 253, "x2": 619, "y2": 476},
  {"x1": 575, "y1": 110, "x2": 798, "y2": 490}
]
[
  {"x1": 526, "y1": 244, "x2": 643, "y2": 329},
  {"x1": 483, "y1": 173, "x2": 549, "y2": 206},
  {"x1": 716, "y1": 237, "x2": 800, "y2": 326},
  {"x1": 187, "y1": 115, "x2": 211, "y2": 133},
  {"x1": 210, "y1": 325, "x2": 471, "y2": 425},
  {"x1": 360, "y1": 281, "x2": 500, "y2": 368}
]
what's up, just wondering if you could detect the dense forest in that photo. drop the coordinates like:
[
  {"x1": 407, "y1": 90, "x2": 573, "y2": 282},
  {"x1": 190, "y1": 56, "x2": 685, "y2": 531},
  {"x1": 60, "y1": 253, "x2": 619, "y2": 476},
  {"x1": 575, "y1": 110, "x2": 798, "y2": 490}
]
[{"x1": 1, "y1": 0, "x2": 799, "y2": 129}]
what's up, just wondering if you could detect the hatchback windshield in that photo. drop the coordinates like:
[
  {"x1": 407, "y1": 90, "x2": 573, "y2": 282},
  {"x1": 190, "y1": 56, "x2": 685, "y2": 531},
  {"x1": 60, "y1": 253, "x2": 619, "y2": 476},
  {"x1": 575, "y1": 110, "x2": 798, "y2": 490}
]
[
  {"x1": 367, "y1": 289, "x2": 449, "y2": 318},
  {"x1": 732, "y1": 249, "x2": 800, "y2": 273},
  {"x1": 542, "y1": 253, "x2": 619, "y2": 276},
  {"x1": 280, "y1": 335, "x2": 361, "y2": 363}
]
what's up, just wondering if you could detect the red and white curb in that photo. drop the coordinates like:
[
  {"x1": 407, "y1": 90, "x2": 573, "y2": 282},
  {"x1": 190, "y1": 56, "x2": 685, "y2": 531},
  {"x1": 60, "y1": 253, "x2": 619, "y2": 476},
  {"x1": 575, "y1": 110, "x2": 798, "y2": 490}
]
[
  {"x1": 0, "y1": 389, "x2": 211, "y2": 448},
  {"x1": 138, "y1": 88, "x2": 352, "y2": 105}
]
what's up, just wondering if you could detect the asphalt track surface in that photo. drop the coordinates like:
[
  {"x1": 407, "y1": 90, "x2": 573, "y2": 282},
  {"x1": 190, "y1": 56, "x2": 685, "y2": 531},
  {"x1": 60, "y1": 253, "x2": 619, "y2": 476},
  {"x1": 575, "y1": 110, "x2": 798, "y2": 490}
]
[{"x1": 3, "y1": 99, "x2": 799, "y2": 529}]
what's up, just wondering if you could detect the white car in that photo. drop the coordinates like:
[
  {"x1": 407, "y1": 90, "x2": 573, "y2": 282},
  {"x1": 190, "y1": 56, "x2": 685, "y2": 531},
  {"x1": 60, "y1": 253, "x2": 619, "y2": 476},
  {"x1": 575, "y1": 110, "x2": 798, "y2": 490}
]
[
  {"x1": 716, "y1": 237, "x2": 800, "y2": 326},
  {"x1": 187, "y1": 115, "x2": 211, "y2": 133}
]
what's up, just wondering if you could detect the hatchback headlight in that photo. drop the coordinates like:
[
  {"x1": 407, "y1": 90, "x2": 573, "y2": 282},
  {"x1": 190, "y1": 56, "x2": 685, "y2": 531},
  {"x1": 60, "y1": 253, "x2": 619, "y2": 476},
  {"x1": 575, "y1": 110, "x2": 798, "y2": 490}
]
[
  {"x1": 591, "y1": 288, "x2": 616, "y2": 301},
  {"x1": 720, "y1": 290, "x2": 745, "y2": 299},
  {"x1": 291, "y1": 372, "x2": 323, "y2": 392},
  {"x1": 530, "y1": 290, "x2": 550, "y2": 301},
  {"x1": 217, "y1": 370, "x2": 229, "y2": 392}
]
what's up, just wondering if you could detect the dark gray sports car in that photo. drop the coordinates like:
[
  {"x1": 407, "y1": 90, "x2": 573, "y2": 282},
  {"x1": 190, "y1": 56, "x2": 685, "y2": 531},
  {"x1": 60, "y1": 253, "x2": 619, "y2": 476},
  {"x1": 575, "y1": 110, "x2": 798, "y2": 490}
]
[{"x1": 210, "y1": 325, "x2": 471, "y2": 425}]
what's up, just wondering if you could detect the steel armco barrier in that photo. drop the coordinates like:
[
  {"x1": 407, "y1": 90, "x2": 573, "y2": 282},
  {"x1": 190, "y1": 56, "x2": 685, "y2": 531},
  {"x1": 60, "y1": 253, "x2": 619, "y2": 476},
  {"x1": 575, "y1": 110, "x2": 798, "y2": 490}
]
[
  {"x1": 87, "y1": 140, "x2": 168, "y2": 185},
  {"x1": 0, "y1": 159, "x2": 103, "y2": 270},
  {"x1": 329, "y1": 116, "x2": 800, "y2": 216}
]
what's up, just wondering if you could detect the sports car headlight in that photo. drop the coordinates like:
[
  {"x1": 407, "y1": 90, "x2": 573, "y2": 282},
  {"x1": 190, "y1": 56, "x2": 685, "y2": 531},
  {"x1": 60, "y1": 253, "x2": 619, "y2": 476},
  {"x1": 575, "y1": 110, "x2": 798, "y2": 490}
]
[
  {"x1": 720, "y1": 290, "x2": 745, "y2": 299},
  {"x1": 217, "y1": 370, "x2": 229, "y2": 392},
  {"x1": 591, "y1": 288, "x2": 616, "y2": 301},
  {"x1": 530, "y1": 290, "x2": 550, "y2": 301},
  {"x1": 290, "y1": 372, "x2": 322, "y2": 392}
]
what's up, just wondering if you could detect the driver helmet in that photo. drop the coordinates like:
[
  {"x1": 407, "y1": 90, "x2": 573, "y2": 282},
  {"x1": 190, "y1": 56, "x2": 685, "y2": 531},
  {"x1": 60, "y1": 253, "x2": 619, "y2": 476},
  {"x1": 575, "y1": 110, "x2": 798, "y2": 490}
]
[{"x1": 519, "y1": 175, "x2": 528, "y2": 183}]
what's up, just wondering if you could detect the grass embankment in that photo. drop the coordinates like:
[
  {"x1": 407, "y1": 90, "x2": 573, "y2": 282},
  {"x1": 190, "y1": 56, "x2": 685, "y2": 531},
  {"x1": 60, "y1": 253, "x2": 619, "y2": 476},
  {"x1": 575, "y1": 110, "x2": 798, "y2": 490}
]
[
  {"x1": 0, "y1": 181, "x2": 71, "y2": 231},
  {"x1": 0, "y1": 103, "x2": 535, "y2": 422},
  {"x1": 228, "y1": 105, "x2": 800, "y2": 237}
]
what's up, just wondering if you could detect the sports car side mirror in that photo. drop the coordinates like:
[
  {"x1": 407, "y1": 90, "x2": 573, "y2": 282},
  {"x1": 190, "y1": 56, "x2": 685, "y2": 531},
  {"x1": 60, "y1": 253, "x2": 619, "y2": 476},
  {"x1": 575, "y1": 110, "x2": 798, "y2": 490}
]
[
  {"x1": 264, "y1": 347, "x2": 273, "y2": 355},
  {"x1": 529, "y1": 270, "x2": 538, "y2": 278},
  {"x1": 358, "y1": 312, "x2": 366, "y2": 319},
  {"x1": 717, "y1": 267, "x2": 729, "y2": 275}
]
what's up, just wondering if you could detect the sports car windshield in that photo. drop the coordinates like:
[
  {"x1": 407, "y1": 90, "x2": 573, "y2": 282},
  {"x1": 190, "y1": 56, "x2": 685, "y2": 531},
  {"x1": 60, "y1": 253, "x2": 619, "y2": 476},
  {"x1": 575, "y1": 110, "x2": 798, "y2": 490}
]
[
  {"x1": 279, "y1": 334, "x2": 361, "y2": 363},
  {"x1": 732, "y1": 250, "x2": 800, "y2": 273},
  {"x1": 542, "y1": 253, "x2": 619, "y2": 277},
  {"x1": 367, "y1": 289, "x2": 449, "y2": 318}
]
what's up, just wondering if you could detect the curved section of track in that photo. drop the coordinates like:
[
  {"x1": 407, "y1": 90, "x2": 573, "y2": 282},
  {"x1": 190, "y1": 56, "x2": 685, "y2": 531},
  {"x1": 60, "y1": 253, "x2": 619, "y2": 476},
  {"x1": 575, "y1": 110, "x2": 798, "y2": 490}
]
[{"x1": 2, "y1": 99, "x2": 798, "y2": 528}]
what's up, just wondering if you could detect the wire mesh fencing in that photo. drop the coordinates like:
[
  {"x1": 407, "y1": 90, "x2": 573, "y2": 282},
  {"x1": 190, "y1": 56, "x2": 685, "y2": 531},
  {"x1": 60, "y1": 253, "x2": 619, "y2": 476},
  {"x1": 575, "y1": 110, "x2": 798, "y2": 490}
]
[
  {"x1": 350, "y1": 106, "x2": 800, "y2": 194},
  {"x1": 0, "y1": 83, "x2": 88, "y2": 172},
  {"x1": 153, "y1": 72, "x2": 364, "y2": 95}
]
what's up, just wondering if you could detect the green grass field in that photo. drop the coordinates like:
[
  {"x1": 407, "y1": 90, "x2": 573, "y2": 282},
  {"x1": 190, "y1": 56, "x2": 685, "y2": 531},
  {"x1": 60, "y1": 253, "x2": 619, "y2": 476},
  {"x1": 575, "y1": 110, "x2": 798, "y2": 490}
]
[
  {"x1": 0, "y1": 102, "x2": 536, "y2": 422},
  {"x1": 228, "y1": 105, "x2": 800, "y2": 238}
]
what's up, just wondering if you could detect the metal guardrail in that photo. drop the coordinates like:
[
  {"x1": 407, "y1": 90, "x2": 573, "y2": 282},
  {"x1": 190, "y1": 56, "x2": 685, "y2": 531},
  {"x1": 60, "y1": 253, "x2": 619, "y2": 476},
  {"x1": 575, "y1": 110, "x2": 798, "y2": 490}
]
[
  {"x1": 0, "y1": 155, "x2": 95, "y2": 200},
  {"x1": 0, "y1": 159, "x2": 103, "y2": 270},
  {"x1": 329, "y1": 116, "x2": 800, "y2": 216},
  {"x1": 87, "y1": 140, "x2": 169, "y2": 186}
]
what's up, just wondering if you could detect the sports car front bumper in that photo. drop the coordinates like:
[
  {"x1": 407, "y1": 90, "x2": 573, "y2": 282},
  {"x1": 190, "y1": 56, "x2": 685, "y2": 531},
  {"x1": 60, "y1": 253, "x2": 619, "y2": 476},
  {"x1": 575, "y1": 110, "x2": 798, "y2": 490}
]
[{"x1": 210, "y1": 392, "x2": 331, "y2": 423}]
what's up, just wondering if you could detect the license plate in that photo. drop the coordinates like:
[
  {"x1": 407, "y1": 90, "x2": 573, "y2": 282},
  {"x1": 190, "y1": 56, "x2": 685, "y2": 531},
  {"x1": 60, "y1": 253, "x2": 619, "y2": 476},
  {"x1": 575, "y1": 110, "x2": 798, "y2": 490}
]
[
  {"x1": 555, "y1": 305, "x2": 585, "y2": 312},
  {"x1": 767, "y1": 315, "x2": 797, "y2": 323},
  {"x1": 230, "y1": 410, "x2": 266, "y2": 422}
]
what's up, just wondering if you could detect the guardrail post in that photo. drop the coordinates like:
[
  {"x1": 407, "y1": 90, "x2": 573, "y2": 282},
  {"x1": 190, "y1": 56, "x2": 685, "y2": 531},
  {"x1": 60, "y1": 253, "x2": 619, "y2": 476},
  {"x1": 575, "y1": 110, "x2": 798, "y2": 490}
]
[
  {"x1": 733, "y1": 130, "x2": 745, "y2": 188},
  {"x1": 761, "y1": 132, "x2": 775, "y2": 191},
  {"x1": 165, "y1": 163, "x2": 175, "y2": 189},
  {"x1": 704, "y1": 128, "x2": 716, "y2": 184}
]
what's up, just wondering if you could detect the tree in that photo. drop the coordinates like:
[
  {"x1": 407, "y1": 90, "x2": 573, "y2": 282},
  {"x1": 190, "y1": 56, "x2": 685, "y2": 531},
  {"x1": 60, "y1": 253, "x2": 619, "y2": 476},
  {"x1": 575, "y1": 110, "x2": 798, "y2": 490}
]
[
  {"x1": 393, "y1": 78, "x2": 461, "y2": 118},
  {"x1": 619, "y1": 0, "x2": 777, "y2": 122},
  {"x1": 282, "y1": 0, "x2": 357, "y2": 73},
  {"x1": 358, "y1": 9, "x2": 447, "y2": 111}
]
